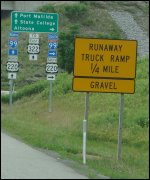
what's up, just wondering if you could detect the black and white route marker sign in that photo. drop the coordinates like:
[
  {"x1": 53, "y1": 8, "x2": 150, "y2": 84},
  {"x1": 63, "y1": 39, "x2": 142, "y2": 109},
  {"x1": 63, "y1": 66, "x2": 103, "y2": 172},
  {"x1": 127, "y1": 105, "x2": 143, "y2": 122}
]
[
  {"x1": 6, "y1": 61, "x2": 19, "y2": 72},
  {"x1": 46, "y1": 63, "x2": 58, "y2": 73},
  {"x1": 29, "y1": 33, "x2": 39, "y2": 39},
  {"x1": 28, "y1": 33, "x2": 39, "y2": 60},
  {"x1": 8, "y1": 55, "x2": 18, "y2": 61},
  {"x1": 29, "y1": 33, "x2": 39, "y2": 44},
  {"x1": 8, "y1": 72, "x2": 16, "y2": 79},
  {"x1": 29, "y1": 38, "x2": 39, "y2": 44},
  {"x1": 47, "y1": 74, "x2": 55, "y2": 80},
  {"x1": 27, "y1": 44, "x2": 40, "y2": 54},
  {"x1": 47, "y1": 57, "x2": 57, "y2": 63},
  {"x1": 29, "y1": 54, "x2": 38, "y2": 60}
]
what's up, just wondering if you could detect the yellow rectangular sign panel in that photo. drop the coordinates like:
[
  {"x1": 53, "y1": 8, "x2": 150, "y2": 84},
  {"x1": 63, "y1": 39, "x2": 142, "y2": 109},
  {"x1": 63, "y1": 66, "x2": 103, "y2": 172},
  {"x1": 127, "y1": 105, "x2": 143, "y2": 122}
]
[
  {"x1": 74, "y1": 38, "x2": 137, "y2": 79},
  {"x1": 73, "y1": 77, "x2": 135, "y2": 93}
]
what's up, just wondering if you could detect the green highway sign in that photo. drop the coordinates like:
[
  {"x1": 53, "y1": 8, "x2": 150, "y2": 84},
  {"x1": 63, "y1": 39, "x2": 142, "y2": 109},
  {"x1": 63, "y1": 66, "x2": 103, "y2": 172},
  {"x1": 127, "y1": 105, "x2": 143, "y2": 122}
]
[{"x1": 11, "y1": 11, "x2": 58, "y2": 33}]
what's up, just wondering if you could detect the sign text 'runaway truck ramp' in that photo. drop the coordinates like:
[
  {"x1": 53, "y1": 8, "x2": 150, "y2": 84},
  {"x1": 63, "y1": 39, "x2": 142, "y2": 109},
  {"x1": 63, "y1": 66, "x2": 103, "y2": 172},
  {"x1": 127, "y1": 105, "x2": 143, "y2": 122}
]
[{"x1": 74, "y1": 38, "x2": 137, "y2": 79}]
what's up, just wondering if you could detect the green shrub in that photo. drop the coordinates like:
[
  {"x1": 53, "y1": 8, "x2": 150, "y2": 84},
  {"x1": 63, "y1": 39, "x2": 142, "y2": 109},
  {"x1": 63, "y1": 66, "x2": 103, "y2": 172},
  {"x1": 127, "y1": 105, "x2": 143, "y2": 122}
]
[
  {"x1": 64, "y1": 3, "x2": 88, "y2": 21},
  {"x1": 1, "y1": 95, "x2": 9, "y2": 103},
  {"x1": 136, "y1": 116, "x2": 149, "y2": 128},
  {"x1": 96, "y1": 33, "x2": 121, "y2": 40},
  {"x1": 41, "y1": 72, "x2": 72, "y2": 98},
  {"x1": 1, "y1": 80, "x2": 49, "y2": 103},
  {"x1": 37, "y1": 4, "x2": 56, "y2": 13},
  {"x1": 136, "y1": 57, "x2": 149, "y2": 79},
  {"x1": 58, "y1": 24, "x2": 80, "y2": 73},
  {"x1": 82, "y1": 18, "x2": 95, "y2": 26}
]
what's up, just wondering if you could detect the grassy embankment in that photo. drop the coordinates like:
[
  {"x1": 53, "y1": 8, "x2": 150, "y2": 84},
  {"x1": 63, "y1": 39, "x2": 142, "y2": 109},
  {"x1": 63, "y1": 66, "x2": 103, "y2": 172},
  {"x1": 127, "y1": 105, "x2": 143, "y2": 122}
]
[
  {"x1": 1, "y1": 2, "x2": 149, "y2": 179},
  {"x1": 1, "y1": 2, "x2": 126, "y2": 88},
  {"x1": 1, "y1": 57, "x2": 149, "y2": 179}
]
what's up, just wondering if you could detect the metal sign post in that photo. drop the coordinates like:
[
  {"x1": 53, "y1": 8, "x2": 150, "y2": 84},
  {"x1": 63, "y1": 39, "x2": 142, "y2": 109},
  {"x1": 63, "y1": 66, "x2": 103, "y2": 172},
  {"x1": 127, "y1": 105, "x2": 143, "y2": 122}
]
[
  {"x1": 49, "y1": 80, "x2": 52, "y2": 112},
  {"x1": 47, "y1": 33, "x2": 58, "y2": 112},
  {"x1": 83, "y1": 92, "x2": 90, "y2": 164},
  {"x1": 117, "y1": 93, "x2": 124, "y2": 160},
  {"x1": 9, "y1": 79, "x2": 13, "y2": 113}
]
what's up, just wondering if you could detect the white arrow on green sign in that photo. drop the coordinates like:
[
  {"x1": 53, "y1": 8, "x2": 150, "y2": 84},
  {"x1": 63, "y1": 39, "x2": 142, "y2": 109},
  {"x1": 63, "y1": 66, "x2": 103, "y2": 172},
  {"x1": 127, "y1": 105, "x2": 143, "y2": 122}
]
[{"x1": 11, "y1": 11, "x2": 58, "y2": 33}]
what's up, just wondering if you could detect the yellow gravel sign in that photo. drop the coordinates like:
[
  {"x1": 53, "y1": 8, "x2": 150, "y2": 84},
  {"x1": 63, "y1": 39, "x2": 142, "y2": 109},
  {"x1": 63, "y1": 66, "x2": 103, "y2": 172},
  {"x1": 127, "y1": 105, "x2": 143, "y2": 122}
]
[{"x1": 73, "y1": 77, "x2": 135, "y2": 94}]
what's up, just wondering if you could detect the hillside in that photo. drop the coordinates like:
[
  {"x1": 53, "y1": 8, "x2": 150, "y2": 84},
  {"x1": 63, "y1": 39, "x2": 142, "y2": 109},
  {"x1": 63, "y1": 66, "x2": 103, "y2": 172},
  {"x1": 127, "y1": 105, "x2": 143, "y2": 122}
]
[
  {"x1": 1, "y1": 1, "x2": 149, "y2": 179},
  {"x1": 1, "y1": 1, "x2": 149, "y2": 88},
  {"x1": 1, "y1": 57, "x2": 149, "y2": 179}
]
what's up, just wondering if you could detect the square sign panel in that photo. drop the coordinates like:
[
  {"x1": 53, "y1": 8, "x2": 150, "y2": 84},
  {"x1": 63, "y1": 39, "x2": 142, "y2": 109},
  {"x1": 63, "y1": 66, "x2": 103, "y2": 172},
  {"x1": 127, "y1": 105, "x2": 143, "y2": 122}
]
[
  {"x1": 8, "y1": 72, "x2": 17, "y2": 79},
  {"x1": 74, "y1": 38, "x2": 137, "y2": 79},
  {"x1": 8, "y1": 49, "x2": 18, "y2": 56},
  {"x1": 48, "y1": 50, "x2": 57, "y2": 57}
]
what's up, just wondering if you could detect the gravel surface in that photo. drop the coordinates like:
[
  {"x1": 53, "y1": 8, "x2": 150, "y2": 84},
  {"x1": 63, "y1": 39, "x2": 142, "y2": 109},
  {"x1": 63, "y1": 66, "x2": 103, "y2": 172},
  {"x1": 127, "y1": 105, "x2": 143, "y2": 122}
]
[{"x1": 108, "y1": 11, "x2": 149, "y2": 57}]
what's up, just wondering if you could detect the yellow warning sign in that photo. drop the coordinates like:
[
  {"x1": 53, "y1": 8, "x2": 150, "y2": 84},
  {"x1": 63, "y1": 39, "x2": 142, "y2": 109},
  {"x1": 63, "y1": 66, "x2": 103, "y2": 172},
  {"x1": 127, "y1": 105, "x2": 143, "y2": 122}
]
[
  {"x1": 73, "y1": 77, "x2": 135, "y2": 93},
  {"x1": 74, "y1": 38, "x2": 137, "y2": 79}
]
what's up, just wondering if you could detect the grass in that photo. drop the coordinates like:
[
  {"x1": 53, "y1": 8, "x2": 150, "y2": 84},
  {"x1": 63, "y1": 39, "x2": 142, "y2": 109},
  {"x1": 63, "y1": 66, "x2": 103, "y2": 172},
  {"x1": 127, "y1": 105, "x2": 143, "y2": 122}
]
[
  {"x1": 1, "y1": 57, "x2": 149, "y2": 179},
  {"x1": 1, "y1": 2, "x2": 149, "y2": 179},
  {"x1": 1, "y1": 2, "x2": 126, "y2": 87}
]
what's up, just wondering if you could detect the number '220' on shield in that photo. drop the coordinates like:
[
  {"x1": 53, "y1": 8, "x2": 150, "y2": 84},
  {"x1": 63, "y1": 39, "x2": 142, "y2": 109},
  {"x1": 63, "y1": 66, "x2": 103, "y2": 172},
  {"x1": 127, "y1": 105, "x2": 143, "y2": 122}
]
[{"x1": 46, "y1": 64, "x2": 58, "y2": 73}]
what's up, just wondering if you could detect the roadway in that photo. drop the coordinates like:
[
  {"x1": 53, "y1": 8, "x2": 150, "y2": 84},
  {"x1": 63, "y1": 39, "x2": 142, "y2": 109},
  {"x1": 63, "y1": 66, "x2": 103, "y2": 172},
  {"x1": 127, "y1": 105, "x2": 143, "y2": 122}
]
[{"x1": 1, "y1": 132, "x2": 88, "y2": 179}]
